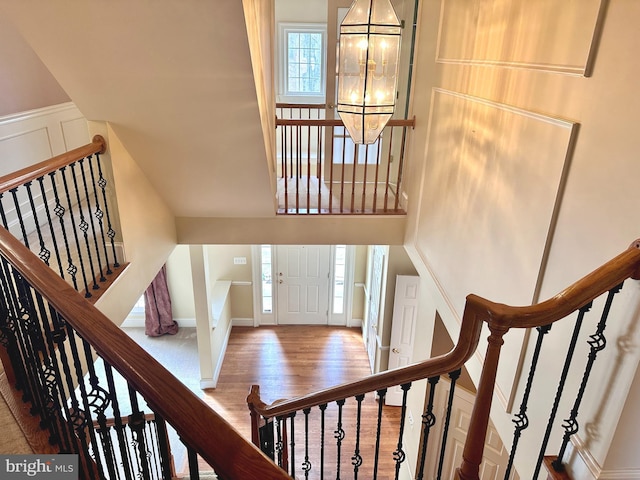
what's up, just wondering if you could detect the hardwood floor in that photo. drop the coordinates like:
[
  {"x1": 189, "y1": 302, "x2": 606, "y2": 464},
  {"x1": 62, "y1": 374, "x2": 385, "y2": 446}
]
[
  {"x1": 127, "y1": 325, "x2": 404, "y2": 479},
  {"x1": 200, "y1": 326, "x2": 403, "y2": 479}
]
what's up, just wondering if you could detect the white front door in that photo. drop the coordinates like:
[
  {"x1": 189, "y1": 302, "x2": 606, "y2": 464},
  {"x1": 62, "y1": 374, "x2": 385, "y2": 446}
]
[
  {"x1": 276, "y1": 245, "x2": 330, "y2": 325},
  {"x1": 386, "y1": 275, "x2": 420, "y2": 405}
]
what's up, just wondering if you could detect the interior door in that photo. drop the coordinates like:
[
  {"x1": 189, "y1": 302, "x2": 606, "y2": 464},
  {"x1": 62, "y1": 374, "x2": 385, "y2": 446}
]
[
  {"x1": 385, "y1": 275, "x2": 419, "y2": 405},
  {"x1": 276, "y1": 245, "x2": 330, "y2": 325},
  {"x1": 365, "y1": 245, "x2": 386, "y2": 372},
  {"x1": 428, "y1": 381, "x2": 520, "y2": 480}
]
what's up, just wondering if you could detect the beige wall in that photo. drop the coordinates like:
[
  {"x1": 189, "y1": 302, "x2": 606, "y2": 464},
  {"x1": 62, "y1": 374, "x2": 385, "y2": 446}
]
[
  {"x1": 402, "y1": 0, "x2": 640, "y2": 478},
  {"x1": 0, "y1": 15, "x2": 69, "y2": 116},
  {"x1": 166, "y1": 245, "x2": 196, "y2": 322}
]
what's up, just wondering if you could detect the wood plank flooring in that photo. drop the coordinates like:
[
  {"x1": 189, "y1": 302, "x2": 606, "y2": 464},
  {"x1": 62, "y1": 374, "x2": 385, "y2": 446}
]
[{"x1": 192, "y1": 326, "x2": 402, "y2": 479}]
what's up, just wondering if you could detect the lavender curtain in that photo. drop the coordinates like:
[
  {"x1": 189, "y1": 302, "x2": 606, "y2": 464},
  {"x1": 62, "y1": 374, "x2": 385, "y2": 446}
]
[{"x1": 144, "y1": 264, "x2": 178, "y2": 337}]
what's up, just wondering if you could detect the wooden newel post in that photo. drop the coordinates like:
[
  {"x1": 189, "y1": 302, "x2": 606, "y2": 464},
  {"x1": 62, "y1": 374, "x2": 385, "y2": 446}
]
[
  {"x1": 247, "y1": 384, "x2": 261, "y2": 448},
  {"x1": 456, "y1": 325, "x2": 508, "y2": 480}
]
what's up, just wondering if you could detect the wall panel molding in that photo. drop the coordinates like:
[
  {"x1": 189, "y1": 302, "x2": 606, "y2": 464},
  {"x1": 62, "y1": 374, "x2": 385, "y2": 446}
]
[{"x1": 435, "y1": 0, "x2": 607, "y2": 77}]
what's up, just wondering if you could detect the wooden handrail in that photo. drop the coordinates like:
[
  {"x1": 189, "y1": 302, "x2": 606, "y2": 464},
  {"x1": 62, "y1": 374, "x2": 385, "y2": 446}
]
[
  {"x1": 276, "y1": 102, "x2": 326, "y2": 109},
  {"x1": 248, "y1": 240, "x2": 640, "y2": 419},
  {"x1": 247, "y1": 298, "x2": 485, "y2": 417},
  {"x1": 0, "y1": 228, "x2": 289, "y2": 480},
  {"x1": 0, "y1": 135, "x2": 106, "y2": 194},
  {"x1": 275, "y1": 117, "x2": 416, "y2": 127}
]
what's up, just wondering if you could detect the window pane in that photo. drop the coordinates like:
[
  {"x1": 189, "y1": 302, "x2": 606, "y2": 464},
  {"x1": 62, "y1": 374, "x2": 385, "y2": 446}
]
[
  {"x1": 261, "y1": 245, "x2": 272, "y2": 314},
  {"x1": 285, "y1": 29, "x2": 323, "y2": 95},
  {"x1": 333, "y1": 245, "x2": 346, "y2": 314}
]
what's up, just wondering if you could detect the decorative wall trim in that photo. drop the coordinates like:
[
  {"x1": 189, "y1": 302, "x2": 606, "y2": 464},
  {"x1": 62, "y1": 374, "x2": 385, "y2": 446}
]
[
  {"x1": 231, "y1": 280, "x2": 252, "y2": 286},
  {"x1": 0, "y1": 101, "x2": 77, "y2": 125},
  {"x1": 434, "y1": 0, "x2": 606, "y2": 77}
]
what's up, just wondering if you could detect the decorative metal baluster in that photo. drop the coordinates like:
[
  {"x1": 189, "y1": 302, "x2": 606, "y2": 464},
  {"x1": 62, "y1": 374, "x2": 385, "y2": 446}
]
[
  {"x1": 533, "y1": 302, "x2": 593, "y2": 478},
  {"x1": 319, "y1": 403, "x2": 327, "y2": 480},
  {"x1": 436, "y1": 369, "x2": 461, "y2": 480},
  {"x1": 63, "y1": 324, "x2": 108, "y2": 477},
  {"x1": 352, "y1": 394, "x2": 365, "y2": 480},
  {"x1": 417, "y1": 375, "x2": 440, "y2": 480},
  {"x1": 69, "y1": 162, "x2": 99, "y2": 291},
  {"x1": 37, "y1": 177, "x2": 66, "y2": 279},
  {"x1": 78, "y1": 158, "x2": 106, "y2": 282},
  {"x1": 289, "y1": 412, "x2": 296, "y2": 478},
  {"x1": 24, "y1": 182, "x2": 52, "y2": 265},
  {"x1": 303, "y1": 407, "x2": 312, "y2": 479},
  {"x1": 86, "y1": 156, "x2": 112, "y2": 274},
  {"x1": 335, "y1": 398, "x2": 346, "y2": 479},
  {"x1": 9, "y1": 188, "x2": 30, "y2": 247},
  {"x1": 49, "y1": 172, "x2": 79, "y2": 291},
  {"x1": 128, "y1": 384, "x2": 152, "y2": 480},
  {"x1": 394, "y1": 383, "x2": 412, "y2": 480},
  {"x1": 276, "y1": 416, "x2": 284, "y2": 469},
  {"x1": 102, "y1": 362, "x2": 135, "y2": 479},
  {"x1": 373, "y1": 388, "x2": 387, "y2": 480},
  {"x1": 30, "y1": 291, "x2": 75, "y2": 452},
  {"x1": 552, "y1": 283, "x2": 624, "y2": 472},
  {"x1": 82, "y1": 340, "x2": 117, "y2": 480},
  {"x1": 95, "y1": 153, "x2": 119, "y2": 267},
  {"x1": 154, "y1": 414, "x2": 174, "y2": 480},
  {"x1": 186, "y1": 445, "x2": 200, "y2": 480},
  {"x1": 505, "y1": 325, "x2": 552, "y2": 480}
]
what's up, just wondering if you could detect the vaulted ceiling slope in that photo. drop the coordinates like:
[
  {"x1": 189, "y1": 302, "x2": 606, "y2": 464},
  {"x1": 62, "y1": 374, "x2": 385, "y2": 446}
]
[{"x1": 1, "y1": 0, "x2": 275, "y2": 218}]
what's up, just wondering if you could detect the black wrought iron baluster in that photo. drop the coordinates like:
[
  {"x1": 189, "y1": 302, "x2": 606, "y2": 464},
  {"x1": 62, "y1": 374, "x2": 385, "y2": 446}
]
[
  {"x1": 24, "y1": 182, "x2": 52, "y2": 265},
  {"x1": 9, "y1": 187, "x2": 30, "y2": 247},
  {"x1": 504, "y1": 325, "x2": 552, "y2": 480},
  {"x1": 78, "y1": 158, "x2": 106, "y2": 282},
  {"x1": 30, "y1": 291, "x2": 76, "y2": 452},
  {"x1": 394, "y1": 383, "x2": 412, "y2": 480},
  {"x1": 144, "y1": 419, "x2": 160, "y2": 480},
  {"x1": 303, "y1": 407, "x2": 312, "y2": 479},
  {"x1": 335, "y1": 398, "x2": 346, "y2": 480},
  {"x1": 86, "y1": 155, "x2": 112, "y2": 274},
  {"x1": 186, "y1": 444, "x2": 200, "y2": 480},
  {"x1": 552, "y1": 283, "x2": 624, "y2": 472},
  {"x1": 533, "y1": 302, "x2": 593, "y2": 478},
  {"x1": 290, "y1": 412, "x2": 297, "y2": 478},
  {"x1": 48, "y1": 172, "x2": 79, "y2": 291},
  {"x1": 47, "y1": 312, "x2": 95, "y2": 474},
  {"x1": 352, "y1": 394, "x2": 365, "y2": 480},
  {"x1": 436, "y1": 369, "x2": 461, "y2": 480},
  {"x1": 69, "y1": 162, "x2": 99, "y2": 290},
  {"x1": 37, "y1": 177, "x2": 66, "y2": 279},
  {"x1": 102, "y1": 361, "x2": 135, "y2": 479},
  {"x1": 276, "y1": 416, "x2": 284, "y2": 469},
  {"x1": 373, "y1": 388, "x2": 387, "y2": 480},
  {"x1": 64, "y1": 324, "x2": 108, "y2": 478},
  {"x1": 59, "y1": 165, "x2": 92, "y2": 296},
  {"x1": 0, "y1": 258, "x2": 30, "y2": 395},
  {"x1": 95, "y1": 153, "x2": 119, "y2": 267},
  {"x1": 0, "y1": 194, "x2": 9, "y2": 229},
  {"x1": 154, "y1": 414, "x2": 174, "y2": 480},
  {"x1": 417, "y1": 375, "x2": 440, "y2": 480},
  {"x1": 319, "y1": 403, "x2": 327, "y2": 480},
  {"x1": 82, "y1": 341, "x2": 117, "y2": 480},
  {"x1": 128, "y1": 384, "x2": 152, "y2": 480}
]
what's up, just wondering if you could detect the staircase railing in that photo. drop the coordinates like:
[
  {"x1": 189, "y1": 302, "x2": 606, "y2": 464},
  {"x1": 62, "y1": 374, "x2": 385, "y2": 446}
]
[
  {"x1": 0, "y1": 135, "x2": 122, "y2": 299},
  {"x1": 276, "y1": 103, "x2": 415, "y2": 214},
  {"x1": 248, "y1": 240, "x2": 640, "y2": 480}
]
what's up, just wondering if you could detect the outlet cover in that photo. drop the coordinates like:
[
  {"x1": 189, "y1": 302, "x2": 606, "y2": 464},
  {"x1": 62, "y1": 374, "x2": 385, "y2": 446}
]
[{"x1": 233, "y1": 257, "x2": 247, "y2": 265}]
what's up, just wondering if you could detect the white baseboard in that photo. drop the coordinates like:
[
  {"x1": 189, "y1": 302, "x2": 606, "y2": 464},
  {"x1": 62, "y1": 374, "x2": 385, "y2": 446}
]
[
  {"x1": 232, "y1": 318, "x2": 255, "y2": 327},
  {"x1": 349, "y1": 318, "x2": 363, "y2": 328},
  {"x1": 208, "y1": 319, "x2": 233, "y2": 389},
  {"x1": 200, "y1": 378, "x2": 217, "y2": 389}
]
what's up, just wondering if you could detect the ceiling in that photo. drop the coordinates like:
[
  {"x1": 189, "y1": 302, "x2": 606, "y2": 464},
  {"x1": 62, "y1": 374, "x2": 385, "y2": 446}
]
[{"x1": 0, "y1": 0, "x2": 275, "y2": 218}]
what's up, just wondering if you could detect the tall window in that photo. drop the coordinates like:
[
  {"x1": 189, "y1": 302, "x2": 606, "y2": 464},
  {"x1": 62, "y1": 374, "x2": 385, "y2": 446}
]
[
  {"x1": 280, "y1": 24, "x2": 326, "y2": 98},
  {"x1": 333, "y1": 245, "x2": 347, "y2": 314},
  {"x1": 261, "y1": 245, "x2": 273, "y2": 313}
]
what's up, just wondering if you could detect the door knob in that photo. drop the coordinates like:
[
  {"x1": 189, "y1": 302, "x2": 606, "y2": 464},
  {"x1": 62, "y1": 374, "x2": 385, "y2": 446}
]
[
  {"x1": 392, "y1": 348, "x2": 400, "y2": 354},
  {"x1": 279, "y1": 279, "x2": 283, "y2": 284}
]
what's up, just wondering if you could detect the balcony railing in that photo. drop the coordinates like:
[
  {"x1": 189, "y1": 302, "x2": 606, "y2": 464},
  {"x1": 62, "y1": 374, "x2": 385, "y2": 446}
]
[{"x1": 276, "y1": 103, "x2": 415, "y2": 215}]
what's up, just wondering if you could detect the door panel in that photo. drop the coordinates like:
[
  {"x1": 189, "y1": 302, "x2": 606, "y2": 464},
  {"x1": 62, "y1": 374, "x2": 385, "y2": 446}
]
[
  {"x1": 365, "y1": 245, "x2": 386, "y2": 371},
  {"x1": 386, "y1": 275, "x2": 420, "y2": 405},
  {"x1": 277, "y1": 245, "x2": 330, "y2": 325}
]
